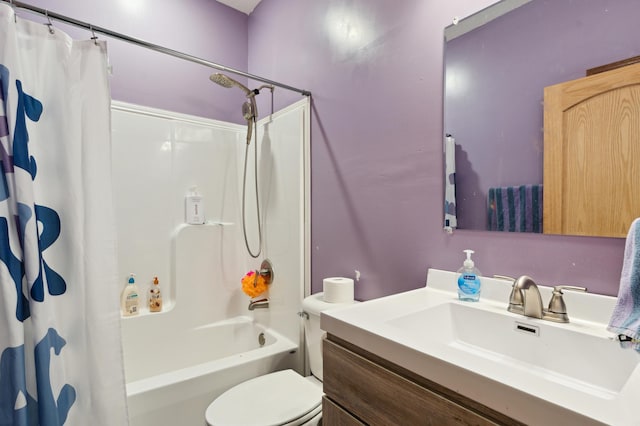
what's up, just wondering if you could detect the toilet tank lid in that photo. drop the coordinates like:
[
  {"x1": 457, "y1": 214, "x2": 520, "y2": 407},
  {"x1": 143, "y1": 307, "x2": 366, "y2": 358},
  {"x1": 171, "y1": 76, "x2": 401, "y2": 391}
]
[{"x1": 302, "y1": 292, "x2": 357, "y2": 316}]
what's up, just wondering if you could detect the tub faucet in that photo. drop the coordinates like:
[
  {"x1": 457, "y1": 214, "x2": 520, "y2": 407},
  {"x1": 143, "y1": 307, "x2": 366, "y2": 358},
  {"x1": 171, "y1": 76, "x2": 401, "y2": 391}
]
[
  {"x1": 507, "y1": 275, "x2": 586, "y2": 323},
  {"x1": 248, "y1": 298, "x2": 269, "y2": 311}
]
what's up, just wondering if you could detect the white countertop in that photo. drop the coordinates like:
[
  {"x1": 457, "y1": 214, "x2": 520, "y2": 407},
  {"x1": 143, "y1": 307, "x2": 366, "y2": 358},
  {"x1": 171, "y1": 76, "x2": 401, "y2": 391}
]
[{"x1": 321, "y1": 269, "x2": 640, "y2": 426}]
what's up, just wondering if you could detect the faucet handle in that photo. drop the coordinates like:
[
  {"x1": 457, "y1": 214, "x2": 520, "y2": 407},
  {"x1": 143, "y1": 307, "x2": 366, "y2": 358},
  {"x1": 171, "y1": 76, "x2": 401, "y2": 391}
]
[
  {"x1": 493, "y1": 275, "x2": 520, "y2": 302},
  {"x1": 493, "y1": 275, "x2": 516, "y2": 281},
  {"x1": 547, "y1": 285, "x2": 587, "y2": 314}
]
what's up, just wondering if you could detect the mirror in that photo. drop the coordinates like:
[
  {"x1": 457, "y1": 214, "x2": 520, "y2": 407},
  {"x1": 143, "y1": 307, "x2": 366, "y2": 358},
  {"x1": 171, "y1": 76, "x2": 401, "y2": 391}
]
[{"x1": 443, "y1": 0, "x2": 640, "y2": 235}]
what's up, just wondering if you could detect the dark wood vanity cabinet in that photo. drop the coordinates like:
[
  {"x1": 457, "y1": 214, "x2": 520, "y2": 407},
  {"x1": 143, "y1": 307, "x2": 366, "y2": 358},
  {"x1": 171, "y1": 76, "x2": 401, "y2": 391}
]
[{"x1": 322, "y1": 335, "x2": 523, "y2": 426}]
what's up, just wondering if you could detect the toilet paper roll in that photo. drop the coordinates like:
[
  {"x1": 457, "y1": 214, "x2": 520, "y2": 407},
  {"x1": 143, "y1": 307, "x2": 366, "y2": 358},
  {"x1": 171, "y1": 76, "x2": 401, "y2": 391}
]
[{"x1": 323, "y1": 277, "x2": 355, "y2": 303}]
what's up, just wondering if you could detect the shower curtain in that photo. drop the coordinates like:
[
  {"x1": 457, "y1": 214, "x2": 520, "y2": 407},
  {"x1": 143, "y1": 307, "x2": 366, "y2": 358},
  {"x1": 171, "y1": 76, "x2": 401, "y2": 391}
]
[{"x1": 0, "y1": 5, "x2": 128, "y2": 426}]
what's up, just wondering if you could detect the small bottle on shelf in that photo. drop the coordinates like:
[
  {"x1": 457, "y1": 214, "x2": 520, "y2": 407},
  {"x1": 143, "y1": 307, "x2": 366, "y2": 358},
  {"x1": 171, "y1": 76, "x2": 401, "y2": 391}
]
[
  {"x1": 149, "y1": 276, "x2": 163, "y2": 313},
  {"x1": 121, "y1": 273, "x2": 139, "y2": 316}
]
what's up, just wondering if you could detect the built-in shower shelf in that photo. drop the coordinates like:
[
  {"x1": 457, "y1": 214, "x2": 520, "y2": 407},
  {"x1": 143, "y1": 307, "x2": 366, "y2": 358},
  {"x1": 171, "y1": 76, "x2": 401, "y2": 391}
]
[{"x1": 173, "y1": 222, "x2": 234, "y2": 235}]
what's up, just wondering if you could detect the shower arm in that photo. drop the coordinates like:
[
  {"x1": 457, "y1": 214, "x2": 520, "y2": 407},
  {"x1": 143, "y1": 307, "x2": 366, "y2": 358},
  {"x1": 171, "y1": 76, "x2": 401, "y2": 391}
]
[
  {"x1": 252, "y1": 85, "x2": 275, "y2": 95},
  {"x1": 246, "y1": 85, "x2": 274, "y2": 122}
]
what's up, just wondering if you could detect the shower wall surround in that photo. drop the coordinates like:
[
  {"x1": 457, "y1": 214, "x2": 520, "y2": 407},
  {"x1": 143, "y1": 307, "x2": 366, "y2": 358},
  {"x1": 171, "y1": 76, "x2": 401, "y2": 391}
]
[{"x1": 111, "y1": 99, "x2": 309, "y2": 371}]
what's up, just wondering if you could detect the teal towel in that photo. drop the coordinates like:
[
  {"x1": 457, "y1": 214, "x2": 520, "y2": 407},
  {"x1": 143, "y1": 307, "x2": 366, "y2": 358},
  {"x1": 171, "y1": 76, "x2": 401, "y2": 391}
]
[{"x1": 487, "y1": 184, "x2": 542, "y2": 232}]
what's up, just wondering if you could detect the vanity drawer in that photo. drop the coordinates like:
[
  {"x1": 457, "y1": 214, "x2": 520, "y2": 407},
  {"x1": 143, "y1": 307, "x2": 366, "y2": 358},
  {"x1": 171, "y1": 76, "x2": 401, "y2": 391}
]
[
  {"x1": 322, "y1": 396, "x2": 365, "y2": 426},
  {"x1": 323, "y1": 337, "x2": 515, "y2": 426}
]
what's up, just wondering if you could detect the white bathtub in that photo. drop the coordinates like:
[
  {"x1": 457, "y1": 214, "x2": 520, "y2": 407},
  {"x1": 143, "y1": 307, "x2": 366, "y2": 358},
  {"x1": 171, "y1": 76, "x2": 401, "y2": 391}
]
[{"x1": 124, "y1": 316, "x2": 298, "y2": 426}]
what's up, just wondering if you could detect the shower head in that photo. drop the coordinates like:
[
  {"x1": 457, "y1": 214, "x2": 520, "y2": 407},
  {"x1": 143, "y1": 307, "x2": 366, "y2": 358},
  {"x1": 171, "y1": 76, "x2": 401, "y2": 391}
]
[
  {"x1": 209, "y1": 73, "x2": 252, "y2": 96},
  {"x1": 211, "y1": 72, "x2": 258, "y2": 126},
  {"x1": 210, "y1": 72, "x2": 275, "y2": 144}
]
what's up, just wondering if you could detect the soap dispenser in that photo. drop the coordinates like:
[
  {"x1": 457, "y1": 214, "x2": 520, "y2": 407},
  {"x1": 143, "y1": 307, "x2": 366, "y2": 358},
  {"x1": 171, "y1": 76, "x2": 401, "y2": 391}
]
[
  {"x1": 121, "y1": 273, "x2": 139, "y2": 316},
  {"x1": 185, "y1": 186, "x2": 205, "y2": 224},
  {"x1": 457, "y1": 249, "x2": 482, "y2": 302}
]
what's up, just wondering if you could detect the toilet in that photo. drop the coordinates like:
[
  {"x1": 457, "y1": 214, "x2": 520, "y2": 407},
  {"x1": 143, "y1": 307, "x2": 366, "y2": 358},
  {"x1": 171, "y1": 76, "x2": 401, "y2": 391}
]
[{"x1": 205, "y1": 292, "x2": 354, "y2": 426}]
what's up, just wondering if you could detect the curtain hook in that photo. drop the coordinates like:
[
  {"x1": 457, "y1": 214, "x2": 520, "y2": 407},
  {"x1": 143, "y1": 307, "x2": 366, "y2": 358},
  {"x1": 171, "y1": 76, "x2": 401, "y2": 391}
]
[
  {"x1": 45, "y1": 10, "x2": 54, "y2": 34},
  {"x1": 89, "y1": 25, "x2": 98, "y2": 45},
  {"x1": 9, "y1": 0, "x2": 17, "y2": 23}
]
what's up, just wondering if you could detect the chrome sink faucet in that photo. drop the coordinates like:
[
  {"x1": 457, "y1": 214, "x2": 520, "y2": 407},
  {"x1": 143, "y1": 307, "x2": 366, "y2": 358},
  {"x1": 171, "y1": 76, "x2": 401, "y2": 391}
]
[
  {"x1": 509, "y1": 276, "x2": 543, "y2": 318},
  {"x1": 505, "y1": 275, "x2": 586, "y2": 323}
]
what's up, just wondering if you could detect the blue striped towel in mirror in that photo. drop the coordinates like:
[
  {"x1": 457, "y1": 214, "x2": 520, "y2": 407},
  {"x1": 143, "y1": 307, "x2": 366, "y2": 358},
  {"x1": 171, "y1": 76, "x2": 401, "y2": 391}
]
[{"x1": 487, "y1": 184, "x2": 543, "y2": 233}]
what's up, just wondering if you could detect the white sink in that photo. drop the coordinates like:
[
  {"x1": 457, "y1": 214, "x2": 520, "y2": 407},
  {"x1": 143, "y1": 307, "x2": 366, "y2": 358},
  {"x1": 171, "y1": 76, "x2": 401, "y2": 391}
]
[
  {"x1": 321, "y1": 268, "x2": 640, "y2": 425},
  {"x1": 386, "y1": 301, "x2": 639, "y2": 396}
]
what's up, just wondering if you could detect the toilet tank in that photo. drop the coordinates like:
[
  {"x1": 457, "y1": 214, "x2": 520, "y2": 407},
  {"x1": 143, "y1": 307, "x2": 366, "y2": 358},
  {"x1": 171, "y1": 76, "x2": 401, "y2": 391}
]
[{"x1": 301, "y1": 293, "x2": 356, "y2": 381}]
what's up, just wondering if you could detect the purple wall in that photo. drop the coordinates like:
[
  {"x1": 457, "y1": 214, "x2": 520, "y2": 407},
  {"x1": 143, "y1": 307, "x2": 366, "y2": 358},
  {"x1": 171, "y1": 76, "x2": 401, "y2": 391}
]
[
  {"x1": 248, "y1": 0, "x2": 625, "y2": 299},
  {"x1": 446, "y1": 0, "x2": 640, "y2": 230},
  {"x1": 19, "y1": 0, "x2": 626, "y2": 298}
]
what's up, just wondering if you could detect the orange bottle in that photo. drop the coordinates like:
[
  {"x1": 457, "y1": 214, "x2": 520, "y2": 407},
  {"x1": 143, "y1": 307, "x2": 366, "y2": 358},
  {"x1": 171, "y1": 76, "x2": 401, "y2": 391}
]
[{"x1": 149, "y1": 276, "x2": 163, "y2": 312}]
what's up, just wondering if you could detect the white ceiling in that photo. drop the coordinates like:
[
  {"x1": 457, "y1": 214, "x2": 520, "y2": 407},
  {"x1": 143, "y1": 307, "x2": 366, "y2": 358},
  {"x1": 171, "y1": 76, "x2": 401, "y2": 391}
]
[{"x1": 216, "y1": 0, "x2": 262, "y2": 15}]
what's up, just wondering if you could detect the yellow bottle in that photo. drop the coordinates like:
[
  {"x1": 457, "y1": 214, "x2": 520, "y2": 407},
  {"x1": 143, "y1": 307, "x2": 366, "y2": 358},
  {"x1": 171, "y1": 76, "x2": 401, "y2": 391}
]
[{"x1": 149, "y1": 276, "x2": 162, "y2": 312}]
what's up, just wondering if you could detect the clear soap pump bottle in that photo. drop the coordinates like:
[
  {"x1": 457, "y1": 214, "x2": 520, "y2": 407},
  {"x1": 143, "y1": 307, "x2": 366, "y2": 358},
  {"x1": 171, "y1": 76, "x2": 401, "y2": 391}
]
[{"x1": 457, "y1": 249, "x2": 482, "y2": 302}]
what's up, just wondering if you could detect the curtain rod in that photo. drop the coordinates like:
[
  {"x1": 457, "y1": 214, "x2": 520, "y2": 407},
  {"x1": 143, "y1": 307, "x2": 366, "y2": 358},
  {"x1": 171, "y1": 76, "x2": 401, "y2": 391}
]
[{"x1": 3, "y1": 0, "x2": 311, "y2": 96}]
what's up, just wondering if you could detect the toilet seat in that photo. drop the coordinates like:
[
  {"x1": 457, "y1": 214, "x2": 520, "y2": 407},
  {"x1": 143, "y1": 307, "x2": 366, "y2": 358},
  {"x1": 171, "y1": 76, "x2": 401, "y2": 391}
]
[{"x1": 205, "y1": 369, "x2": 323, "y2": 426}]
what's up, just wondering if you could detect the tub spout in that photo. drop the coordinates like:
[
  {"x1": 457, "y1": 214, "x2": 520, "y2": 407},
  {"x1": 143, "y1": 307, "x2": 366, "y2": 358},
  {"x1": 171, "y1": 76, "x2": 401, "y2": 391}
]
[{"x1": 248, "y1": 298, "x2": 269, "y2": 311}]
